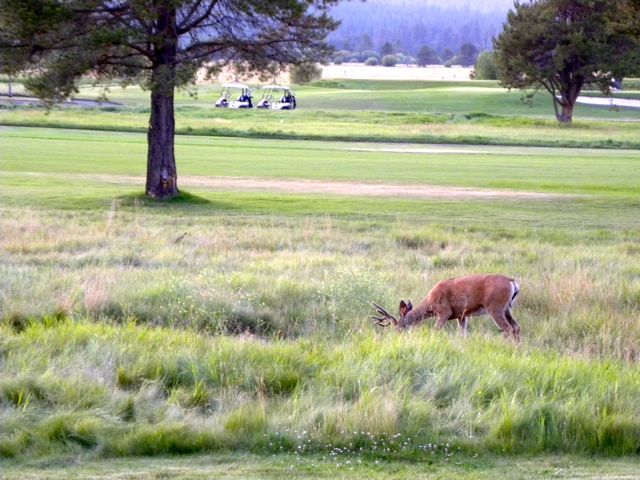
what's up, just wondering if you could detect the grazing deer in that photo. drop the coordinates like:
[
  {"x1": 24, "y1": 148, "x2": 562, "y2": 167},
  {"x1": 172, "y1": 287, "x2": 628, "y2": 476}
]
[{"x1": 371, "y1": 274, "x2": 521, "y2": 340}]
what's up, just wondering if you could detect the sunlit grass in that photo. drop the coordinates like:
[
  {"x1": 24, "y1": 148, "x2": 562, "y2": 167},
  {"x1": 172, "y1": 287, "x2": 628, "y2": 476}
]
[
  {"x1": 1, "y1": 320, "x2": 640, "y2": 460},
  {"x1": 1, "y1": 193, "x2": 639, "y2": 357}
]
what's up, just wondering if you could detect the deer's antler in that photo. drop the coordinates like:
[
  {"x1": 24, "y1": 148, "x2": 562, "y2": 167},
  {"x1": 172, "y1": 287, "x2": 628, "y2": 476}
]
[{"x1": 371, "y1": 302, "x2": 397, "y2": 327}]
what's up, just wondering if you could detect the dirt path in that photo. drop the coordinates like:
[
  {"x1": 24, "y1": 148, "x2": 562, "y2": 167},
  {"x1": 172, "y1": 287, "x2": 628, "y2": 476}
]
[
  {"x1": 0, "y1": 94, "x2": 122, "y2": 108},
  {"x1": 17, "y1": 172, "x2": 573, "y2": 200},
  {"x1": 181, "y1": 176, "x2": 566, "y2": 199},
  {"x1": 349, "y1": 146, "x2": 491, "y2": 155}
]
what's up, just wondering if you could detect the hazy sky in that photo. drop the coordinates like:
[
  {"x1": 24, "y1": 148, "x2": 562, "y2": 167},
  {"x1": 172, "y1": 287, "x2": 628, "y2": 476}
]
[{"x1": 377, "y1": 0, "x2": 514, "y2": 11}]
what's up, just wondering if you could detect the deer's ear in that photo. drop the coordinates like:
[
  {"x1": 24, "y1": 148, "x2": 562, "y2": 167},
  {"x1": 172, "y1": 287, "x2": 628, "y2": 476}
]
[
  {"x1": 399, "y1": 300, "x2": 408, "y2": 316},
  {"x1": 406, "y1": 300, "x2": 413, "y2": 312}
]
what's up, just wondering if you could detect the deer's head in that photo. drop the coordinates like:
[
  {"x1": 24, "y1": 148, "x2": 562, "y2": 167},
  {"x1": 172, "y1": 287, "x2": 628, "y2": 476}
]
[
  {"x1": 371, "y1": 300, "x2": 414, "y2": 330},
  {"x1": 372, "y1": 300, "x2": 437, "y2": 329}
]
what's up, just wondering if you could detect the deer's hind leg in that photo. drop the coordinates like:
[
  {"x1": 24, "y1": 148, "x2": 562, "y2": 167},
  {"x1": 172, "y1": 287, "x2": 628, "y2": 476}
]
[
  {"x1": 487, "y1": 308, "x2": 515, "y2": 339},
  {"x1": 505, "y1": 308, "x2": 521, "y2": 342}
]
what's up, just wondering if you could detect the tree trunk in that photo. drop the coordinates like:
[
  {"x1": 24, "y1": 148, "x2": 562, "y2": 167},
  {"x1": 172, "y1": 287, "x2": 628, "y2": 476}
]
[
  {"x1": 146, "y1": 6, "x2": 179, "y2": 199},
  {"x1": 555, "y1": 80, "x2": 583, "y2": 124},
  {"x1": 146, "y1": 79, "x2": 178, "y2": 198},
  {"x1": 557, "y1": 102, "x2": 574, "y2": 123}
]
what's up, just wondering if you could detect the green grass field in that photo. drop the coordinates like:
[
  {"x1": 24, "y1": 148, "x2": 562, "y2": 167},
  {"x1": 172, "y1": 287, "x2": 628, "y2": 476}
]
[
  {"x1": 1, "y1": 78, "x2": 640, "y2": 477},
  {"x1": 5, "y1": 453, "x2": 640, "y2": 479},
  {"x1": 3, "y1": 127, "x2": 640, "y2": 194},
  {"x1": 3, "y1": 79, "x2": 640, "y2": 148},
  {"x1": 3, "y1": 453, "x2": 640, "y2": 479}
]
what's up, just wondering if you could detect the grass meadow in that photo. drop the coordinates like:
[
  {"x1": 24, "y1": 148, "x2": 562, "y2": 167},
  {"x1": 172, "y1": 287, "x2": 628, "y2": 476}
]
[{"x1": 1, "y1": 79, "x2": 640, "y2": 477}]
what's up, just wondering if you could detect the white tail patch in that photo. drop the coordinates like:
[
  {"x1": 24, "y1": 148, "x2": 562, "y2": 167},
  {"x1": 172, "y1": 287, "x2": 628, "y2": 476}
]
[{"x1": 509, "y1": 281, "x2": 520, "y2": 309}]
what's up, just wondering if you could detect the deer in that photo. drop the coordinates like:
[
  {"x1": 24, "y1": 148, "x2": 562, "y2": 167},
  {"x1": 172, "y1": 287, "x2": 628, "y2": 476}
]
[{"x1": 371, "y1": 274, "x2": 521, "y2": 341}]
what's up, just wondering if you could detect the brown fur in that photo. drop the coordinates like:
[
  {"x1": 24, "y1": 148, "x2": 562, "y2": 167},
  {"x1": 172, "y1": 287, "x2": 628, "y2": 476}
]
[{"x1": 399, "y1": 274, "x2": 521, "y2": 340}]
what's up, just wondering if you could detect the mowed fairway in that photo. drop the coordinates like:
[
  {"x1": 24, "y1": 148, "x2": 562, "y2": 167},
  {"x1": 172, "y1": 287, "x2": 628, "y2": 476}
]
[
  {"x1": 3, "y1": 127, "x2": 640, "y2": 196},
  {"x1": 2, "y1": 81, "x2": 640, "y2": 478},
  {"x1": 4, "y1": 80, "x2": 640, "y2": 149}
]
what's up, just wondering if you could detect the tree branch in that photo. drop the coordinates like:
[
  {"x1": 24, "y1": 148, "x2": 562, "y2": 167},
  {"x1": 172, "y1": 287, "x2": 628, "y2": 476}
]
[{"x1": 177, "y1": 0, "x2": 221, "y2": 34}]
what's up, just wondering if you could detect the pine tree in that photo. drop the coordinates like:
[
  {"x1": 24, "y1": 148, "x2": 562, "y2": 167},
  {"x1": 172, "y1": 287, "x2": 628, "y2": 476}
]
[
  {"x1": 495, "y1": 0, "x2": 638, "y2": 123},
  {"x1": 0, "y1": 0, "x2": 339, "y2": 198}
]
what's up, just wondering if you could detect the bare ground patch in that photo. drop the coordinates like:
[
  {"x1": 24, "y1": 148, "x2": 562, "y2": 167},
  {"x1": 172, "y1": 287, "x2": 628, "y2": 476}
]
[
  {"x1": 181, "y1": 176, "x2": 569, "y2": 200},
  {"x1": 15, "y1": 171, "x2": 576, "y2": 200}
]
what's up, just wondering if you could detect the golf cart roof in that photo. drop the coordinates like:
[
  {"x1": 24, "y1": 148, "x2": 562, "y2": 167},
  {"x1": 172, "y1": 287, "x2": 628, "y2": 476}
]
[
  {"x1": 262, "y1": 85, "x2": 292, "y2": 90},
  {"x1": 221, "y1": 83, "x2": 250, "y2": 89}
]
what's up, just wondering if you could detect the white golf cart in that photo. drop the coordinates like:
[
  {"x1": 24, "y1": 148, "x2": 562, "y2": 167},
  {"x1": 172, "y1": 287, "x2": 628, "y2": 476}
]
[
  {"x1": 256, "y1": 85, "x2": 297, "y2": 110},
  {"x1": 215, "y1": 83, "x2": 253, "y2": 109}
]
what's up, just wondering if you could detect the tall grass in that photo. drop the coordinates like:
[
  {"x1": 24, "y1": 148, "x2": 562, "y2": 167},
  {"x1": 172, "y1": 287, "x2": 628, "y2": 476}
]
[
  {"x1": 1, "y1": 320, "x2": 640, "y2": 459},
  {"x1": 1, "y1": 207, "x2": 638, "y2": 360},
  {"x1": 3, "y1": 196, "x2": 639, "y2": 460}
]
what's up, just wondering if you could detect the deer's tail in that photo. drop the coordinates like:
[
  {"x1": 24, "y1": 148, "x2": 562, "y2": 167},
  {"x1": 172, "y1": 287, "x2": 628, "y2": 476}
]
[{"x1": 509, "y1": 280, "x2": 520, "y2": 309}]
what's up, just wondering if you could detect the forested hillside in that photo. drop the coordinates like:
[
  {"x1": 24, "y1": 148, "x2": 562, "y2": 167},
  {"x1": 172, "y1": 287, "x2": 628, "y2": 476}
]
[{"x1": 329, "y1": 0, "x2": 512, "y2": 56}]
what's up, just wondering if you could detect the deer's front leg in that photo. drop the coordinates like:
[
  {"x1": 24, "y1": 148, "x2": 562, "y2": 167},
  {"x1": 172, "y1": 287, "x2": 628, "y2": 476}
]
[
  {"x1": 434, "y1": 305, "x2": 453, "y2": 330},
  {"x1": 458, "y1": 316, "x2": 469, "y2": 337},
  {"x1": 434, "y1": 317, "x2": 448, "y2": 330},
  {"x1": 433, "y1": 307, "x2": 452, "y2": 330}
]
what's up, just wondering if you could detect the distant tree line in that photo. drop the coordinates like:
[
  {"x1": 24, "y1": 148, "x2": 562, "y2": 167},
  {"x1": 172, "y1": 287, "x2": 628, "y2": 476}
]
[
  {"x1": 330, "y1": 41, "x2": 480, "y2": 67},
  {"x1": 328, "y1": 1, "x2": 506, "y2": 58}
]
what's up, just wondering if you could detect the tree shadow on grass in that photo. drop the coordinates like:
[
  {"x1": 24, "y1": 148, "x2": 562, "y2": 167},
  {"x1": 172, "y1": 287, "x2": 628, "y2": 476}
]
[{"x1": 117, "y1": 190, "x2": 241, "y2": 213}]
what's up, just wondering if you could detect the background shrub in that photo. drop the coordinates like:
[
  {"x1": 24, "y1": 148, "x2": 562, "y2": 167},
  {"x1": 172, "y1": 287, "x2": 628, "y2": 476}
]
[
  {"x1": 474, "y1": 50, "x2": 499, "y2": 80},
  {"x1": 381, "y1": 54, "x2": 398, "y2": 67},
  {"x1": 290, "y1": 63, "x2": 322, "y2": 85}
]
